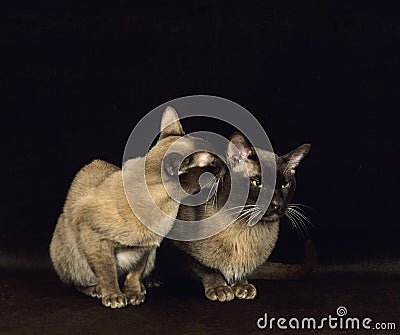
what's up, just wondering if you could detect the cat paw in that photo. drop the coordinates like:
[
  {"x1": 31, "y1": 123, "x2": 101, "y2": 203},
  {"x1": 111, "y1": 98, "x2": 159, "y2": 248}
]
[
  {"x1": 231, "y1": 283, "x2": 257, "y2": 300},
  {"x1": 144, "y1": 275, "x2": 163, "y2": 289},
  {"x1": 101, "y1": 293, "x2": 127, "y2": 309},
  {"x1": 205, "y1": 285, "x2": 235, "y2": 302},
  {"x1": 76, "y1": 285, "x2": 101, "y2": 299},
  {"x1": 125, "y1": 290, "x2": 146, "y2": 306}
]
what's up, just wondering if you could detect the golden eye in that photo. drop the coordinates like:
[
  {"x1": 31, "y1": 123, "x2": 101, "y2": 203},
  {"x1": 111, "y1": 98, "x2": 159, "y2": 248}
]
[
  {"x1": 251, "y1": 179, "x2": 262, "y2": 188},
  {"x1": 282, "y1": 181, "x2": 291, "y2": 189}
]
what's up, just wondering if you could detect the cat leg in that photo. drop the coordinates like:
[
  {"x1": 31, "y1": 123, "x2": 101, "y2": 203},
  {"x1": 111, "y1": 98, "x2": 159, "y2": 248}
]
[
  {"x1": 122, "y1": 249, "x2": 153, "y2": 306},
  {"x1": 142, "y1": 249, "x2": 163, "y2": 288},
  {"x1": 192, "y1": 261, "x2": 234, "y2": 302},
  {"x1": 82, "y1": 237, "x2": 127, "y2": 308},
  {"x1": 123, "y1": 272, "x2": 146, "y2": 306},
  {"x1": 231, "y1": 279, "x2": 257, "y2": 300}
]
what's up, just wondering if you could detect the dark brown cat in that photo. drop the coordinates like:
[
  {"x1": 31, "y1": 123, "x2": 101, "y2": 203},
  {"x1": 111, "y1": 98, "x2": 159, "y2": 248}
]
[
  {"x1": 172, "y1": 132, "x2": 311, "y2": 302},
  {"x1": 50, "y1": 107, "x2": 223, "y2": 308}
]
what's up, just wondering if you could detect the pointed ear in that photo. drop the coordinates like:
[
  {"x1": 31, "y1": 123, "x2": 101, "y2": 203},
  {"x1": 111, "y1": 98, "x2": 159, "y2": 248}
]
[
  {"x1": 226, "y1": 132, "x2": 255, "y2": 168},
  {"x1": 159, "y1": 106, "x2": 185, "y2": 140},
  {"x1": 281, "y1": 144, "x2": 311, "y2": 175}
]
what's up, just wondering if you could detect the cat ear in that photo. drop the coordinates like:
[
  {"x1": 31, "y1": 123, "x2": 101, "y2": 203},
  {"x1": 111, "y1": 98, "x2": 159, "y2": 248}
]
[
  {"x1": 281, "y1": 144, "x2": 311, "y2": 175},
  {"x1": 226, "y1": 132, "x2": 254, "y2": 168},
  {"x1": 159, "y1": 106, "x2": 185, "y2": 140}
]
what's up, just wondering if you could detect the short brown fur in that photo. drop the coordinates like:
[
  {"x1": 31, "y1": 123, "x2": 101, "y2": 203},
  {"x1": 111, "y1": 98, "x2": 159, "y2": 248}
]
[
  {"x1": 173, "y1": 133, "x2": 311, "y2": 302},
  {"x1": 50, "y1": 107, "x2": 220, "y2": 308}
]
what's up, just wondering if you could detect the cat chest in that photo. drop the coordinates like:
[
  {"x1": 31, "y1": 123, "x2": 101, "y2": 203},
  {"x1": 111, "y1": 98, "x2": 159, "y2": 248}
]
[
  {"x1": 210, "y1": 223, "x2": 279, "y2": 282},
  {"x1": 225, "y1": 243, "x2": 270, "y2": 278},
  {"x1": 115, "y1": 247, "x2": 150, "y2": 272}
]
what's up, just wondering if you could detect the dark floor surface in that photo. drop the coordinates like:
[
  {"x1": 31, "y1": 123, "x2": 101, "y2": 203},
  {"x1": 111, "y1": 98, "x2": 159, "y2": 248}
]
[{"x1": 1, "y1": 261, "x2": 399, "y2": 335}]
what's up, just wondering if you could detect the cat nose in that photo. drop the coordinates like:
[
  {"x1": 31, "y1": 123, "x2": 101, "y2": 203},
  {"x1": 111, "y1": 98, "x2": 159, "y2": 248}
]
[{"x1": 271, "y1": 199, "x2": 283, "y2": 212}]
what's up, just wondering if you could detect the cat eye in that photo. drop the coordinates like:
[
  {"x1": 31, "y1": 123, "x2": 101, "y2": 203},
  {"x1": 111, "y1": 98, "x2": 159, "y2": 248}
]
[
  {"x1": 250, "y1": 179, "x2": 262, "y2": 188},
  {"x1": 281, "y1": 181, "x2": 291, "y2": 189}
]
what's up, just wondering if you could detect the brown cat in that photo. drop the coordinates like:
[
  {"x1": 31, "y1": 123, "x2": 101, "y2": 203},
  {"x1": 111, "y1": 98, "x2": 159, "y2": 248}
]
[
  {"x1": 173, "y1": 132, "x2": 312, "y2": 302},
  {"x1": 49, "y1": 107, "x2": 222, "y2": 308}
]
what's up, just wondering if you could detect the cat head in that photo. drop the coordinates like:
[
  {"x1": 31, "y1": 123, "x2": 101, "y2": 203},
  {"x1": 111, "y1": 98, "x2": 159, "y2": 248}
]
[
  {"x1": 226, "y1": 132, "x2": 310, "y2": 223},
  {"x1": 145, "y1": 106, "x2": 224, "y2": 195}
]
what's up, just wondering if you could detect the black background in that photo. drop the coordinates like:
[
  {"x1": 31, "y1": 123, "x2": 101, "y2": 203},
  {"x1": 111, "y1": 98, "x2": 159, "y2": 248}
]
[{"x1": 1, "y1": 1, "x2": 399, "y2": 263}]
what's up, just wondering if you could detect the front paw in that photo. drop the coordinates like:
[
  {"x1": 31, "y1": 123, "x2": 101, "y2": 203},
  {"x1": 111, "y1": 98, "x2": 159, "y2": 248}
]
[
  {"x1": 101, "y1": 293, "x2": 127, "y2": 309},
  {"x1": 144, "y1": 273, "x2": 163, "y2": 289},
  {"x1": 76, "y1": 285, "x2": 101, "y2": 299},
  {"x1": 125, "y1": 288, "x2": 146, "y2": 306},
  {"x1": 205, "y1": 285, "x2": 235, "y2": 302},
  {"x1": 231, "y1": 283, "x2": 257, "y2": 299}
]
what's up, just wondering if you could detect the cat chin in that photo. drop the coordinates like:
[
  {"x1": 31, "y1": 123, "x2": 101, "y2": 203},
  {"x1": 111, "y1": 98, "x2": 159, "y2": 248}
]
[{"x1": 262, "y1": 214, "x2": 281, "y2": 223}]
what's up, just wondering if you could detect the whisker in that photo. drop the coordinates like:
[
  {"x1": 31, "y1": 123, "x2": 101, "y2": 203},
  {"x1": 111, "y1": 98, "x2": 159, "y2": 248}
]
[
  {"x1": 288, "y1": 204, "x2": 314, "y2": 227},
  {"x1": 203, "y1": 175, "x2": 216, "y2": 188},
  {"x1": 221, "y1": 208, "x2": 259, "y2": 218},
  {"x1": 218, "y1": 204, "x2": 260, "y2": 214},
  {"x1": 213, "y1": 178, "x2": 220, "y2": 209},
  {"x1": 288, "y1": 210, "x2": 310, "y2": 238},
  {"x1": 247, "y1": 209, "x2": 262, "y2": 225},
  {"x1": 226, "y1": 207, "x2": 260, "y2": 227},
  {"x1": 237, "y1": 207, "x2": 261, "y2": 220},
  {"x1": 292, "y1": 210, "x2": 315, "y2": 229},
  {"x1": 288, "y1": 205, "x2": 308, "y2": 215},
  {"x1": 292, "y1": 214, "x2": 306, "y2": 238},
  {"x1": 288, "y1": 207, "x2": 314, "y2": 229},
  {"x1": 285, "y1": 212, "x2": 303, "y2": 238},
  {"x1": 205, "y1": 178, "x2": 217, "y2": 210},
  {"x1": 290, "y1": 203, "x2": 313, "y2": 210},
  {"x1": 233, "y1": 210, "x2": 254, "y2": 222},
  {"x1": 287, "y1": 209, "x2": 309, "y2": 236}
]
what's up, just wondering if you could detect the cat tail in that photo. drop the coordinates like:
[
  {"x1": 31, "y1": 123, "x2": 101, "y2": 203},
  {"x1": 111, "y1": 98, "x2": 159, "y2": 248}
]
[{"x1": 249, "y1": 239, "x2": 317, "y2": 280}]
